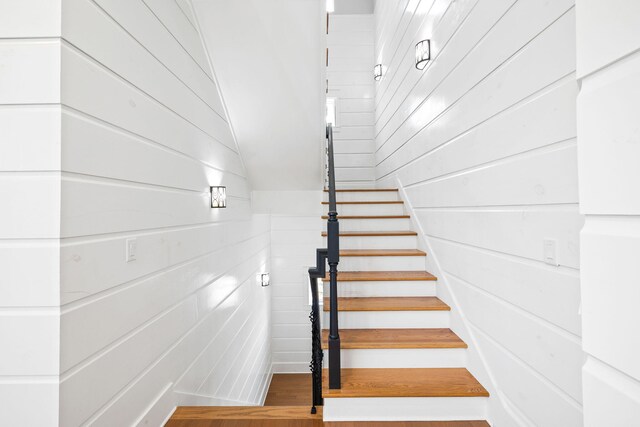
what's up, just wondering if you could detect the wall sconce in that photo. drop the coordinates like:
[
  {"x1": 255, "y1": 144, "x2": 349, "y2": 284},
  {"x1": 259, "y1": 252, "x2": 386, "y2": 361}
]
[
  {"x1": 210, "y1": 186, "x2": 226, "y2": 208},
  {"x1": 415, "y1": 39, "x2": 431, "y2": 70},
  {"x1": 374, "y1": 64, "x2": 383, "y2": 81},
  {"x1": 260, "y1": 273, "x2": 270, "y2": 287}
]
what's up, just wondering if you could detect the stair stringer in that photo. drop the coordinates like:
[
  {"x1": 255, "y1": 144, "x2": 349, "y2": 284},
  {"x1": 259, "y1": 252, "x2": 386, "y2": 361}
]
[{"x1": 394, "y1": 175, "x2": 532, "y2": 427}]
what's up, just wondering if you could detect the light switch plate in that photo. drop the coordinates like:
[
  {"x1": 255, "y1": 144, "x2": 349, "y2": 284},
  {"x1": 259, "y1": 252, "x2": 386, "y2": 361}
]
[
  {"x1": 126, "y1": 238, "x2": 137, "y2": 262},
  {"x1": 543, "y1": 239, "x2": 558, "y2": 266}
]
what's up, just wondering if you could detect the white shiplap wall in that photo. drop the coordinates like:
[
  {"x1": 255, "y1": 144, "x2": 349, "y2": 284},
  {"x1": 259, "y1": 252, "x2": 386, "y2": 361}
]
[
  {"x1": 577, "y1": 1, "x2": 640, "y2": 425},
  {"x1": 1, "y1": 1, "x2": 272, "y2": 425},
  {"x1": 328, "y1": 14, "x2": 376, "y2": 188},
  {"x1": 0, "y1": 2, "x2": 62, "y2": 425},
  {"x1": 253, "y1": 191, "x2": 322, "y2": 373},
  {"x1": 373, "y1": 1, "x2": 583, "y2": 425},
  {"x1": 59, "y1": 0, "x2": 274, "y2": 424}
]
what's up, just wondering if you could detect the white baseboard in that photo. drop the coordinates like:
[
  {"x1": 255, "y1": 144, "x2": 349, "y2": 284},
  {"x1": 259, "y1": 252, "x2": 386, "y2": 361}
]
[{"x1": 272, "y1": 362, "x2": 310, "y2": 373}]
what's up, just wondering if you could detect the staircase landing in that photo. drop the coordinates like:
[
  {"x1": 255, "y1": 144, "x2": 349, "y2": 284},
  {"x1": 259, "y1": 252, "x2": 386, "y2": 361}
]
[
  {"x1": 166, "y1": 373, "x2": 490, "y2": 426},
  {"x1": 167, "y1": 405, "x2": 490, "y2": 427}
]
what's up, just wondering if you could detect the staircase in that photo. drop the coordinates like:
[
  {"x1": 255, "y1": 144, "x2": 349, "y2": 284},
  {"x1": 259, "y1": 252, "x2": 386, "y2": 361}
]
[
  {"x1": 320, "y1": 188, "x2": 490, "y2": 423},
  {"x1": 164, "y1": 186, "x2": 491, "y2": 426}
]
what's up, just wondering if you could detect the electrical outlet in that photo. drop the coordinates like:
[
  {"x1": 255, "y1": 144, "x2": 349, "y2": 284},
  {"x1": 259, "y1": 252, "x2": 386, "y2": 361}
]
[
  {"x1": 543, "y1": 239, "x2": 558, "y2": 266},
  {"x1": 126, "y1": 238, "x2": 137, "y2": 262}
]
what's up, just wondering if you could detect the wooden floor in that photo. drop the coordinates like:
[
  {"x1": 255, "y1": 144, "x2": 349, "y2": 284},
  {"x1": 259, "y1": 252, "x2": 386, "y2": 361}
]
[
  {"x1": 166, "y1": 375, "x2": 489, "y2": 426},
  {"x1": 326, "y1": 423, "x2": 489, "y2": 427},
  {"x1": 264, "y1": 373, "x2": 313, "y2": 406},
  {"x1": 168, "y1": 408, "x2": 488, "y2": 427},
  {"x1": 167, "y1": 406, "x2": 323, "y2": 427}
]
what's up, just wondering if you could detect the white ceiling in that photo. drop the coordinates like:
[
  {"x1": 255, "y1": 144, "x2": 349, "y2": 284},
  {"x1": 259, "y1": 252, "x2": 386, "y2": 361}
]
[{"x1": 192, "y1": 0, "x2": 325, "y2": 190}]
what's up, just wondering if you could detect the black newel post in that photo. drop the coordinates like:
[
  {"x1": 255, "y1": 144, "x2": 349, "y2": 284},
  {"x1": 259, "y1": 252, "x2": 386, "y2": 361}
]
[{"x1": 327, "y1": 210, "x2": 340, "y2": 389}]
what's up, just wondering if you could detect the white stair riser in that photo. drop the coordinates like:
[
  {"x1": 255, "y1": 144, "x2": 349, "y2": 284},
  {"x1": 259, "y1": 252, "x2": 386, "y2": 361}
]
[
  {"x1": 325, "y1": 236, "x2": 417, "y2": 249},
  {"x1": 323, "y1": 397, "x2": 488, "y2": 422},
  {"x1": 326, "y1": 218, "x2": 412, "y2": 231},
  {"x1": 325, "y1": 311, "x2": 450, "y2": 329},
  {"x1": 325, "y1": 281, "x2": 436, "y2": 297},
  {"x1": 338, "y1": 256, "x2": 425, "y2": 271},
  {"x1": 327, "y1": 204, "x2": 405, "y2": 216},
  {"x1": 335, "y1": 183, "x2": 376, "y2": 190},
  {"x1": 323, "y1": 348, "x2": 466, "y2": 368},
  {"x1": 324, "y1": 192, "x2": 399, "y2": 202}
]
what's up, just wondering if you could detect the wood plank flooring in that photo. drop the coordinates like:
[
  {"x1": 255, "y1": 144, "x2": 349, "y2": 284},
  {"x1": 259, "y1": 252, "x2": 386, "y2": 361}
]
[
  {"x1": 326, "y1": 423, "x2": 489, "y2": 427},
  {"x1": 167, "y1": 414, "x2": 489, "y2": 427},
  {"x1": 166, "y1": 375, "x2": 490, "y2": 426},
  {"x1": 264, "y1": 374, "x2": 312, "y2": 406}
]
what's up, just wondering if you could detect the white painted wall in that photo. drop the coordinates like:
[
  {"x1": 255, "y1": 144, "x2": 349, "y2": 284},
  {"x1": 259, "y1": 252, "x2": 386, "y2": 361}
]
[
  {"x1": 1, "y1": 0, "x2": 272, "y2": 425},
  {"x1": 334, "y1": 0, "x2": 374, "y2": 15},
  {"x1": 252, "y1": 191, "x2": 322, "y2": 373},
  {"x1": 328, "y1": 14, "x2": 376, "y2": 188},
  {"x1": 373, "y1": 1, "x2": 583, "y2": 425},
  {"x1": 576, "y1": 1, "x2": 640, "y2": 425},
  {"x1": 0, "y1": 3, "x2": 62, "y2": 425},
  {"x1": 192, "y1": 0, "x2": 325, "y2": 191}
]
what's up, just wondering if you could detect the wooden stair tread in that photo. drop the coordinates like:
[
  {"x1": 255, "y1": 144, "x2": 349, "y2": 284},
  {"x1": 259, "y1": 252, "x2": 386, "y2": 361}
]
[
  {"x1": 324, "y1": 188, "x2": 398, "y2": 192},
  {"x1": 323, "y1": 297, "x2": 449, "y2": 312},
  {"x1": 324, "y1": 271, "x2": 437, "y2": 281},
  {"x1": 322, "y1": 368, "x2": 489, "y2": 398},
  {"x1": 170, "y1": 406, "x2": 487, "y2": 426},
  {"x1": 326, "y1": 422, "x2": 490, "y2": 427},
  {"x1": 340, "y1": 249, "x2": 426, "y2": 257},
  {"x1": 322, "y1": 201, "x2": 404, "y2": 205},
  {"x1": 321, "y1": 328, "x2": 467, "y2": 349},
  {"x1": 322, "y1": 215, "x2": 410, "y2": 219},
  {"x1": 322, "y1": 230, "x2": 417, "y2": 237},
  {"x1": 168, "y1": 406, "x2": 322, "y2": 420}
]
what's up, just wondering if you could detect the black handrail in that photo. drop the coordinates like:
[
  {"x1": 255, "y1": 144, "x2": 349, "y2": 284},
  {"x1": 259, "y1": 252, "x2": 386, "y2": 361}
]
[{"x1": 308, "y1": 124, "x2": 341, "y2": 414}]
